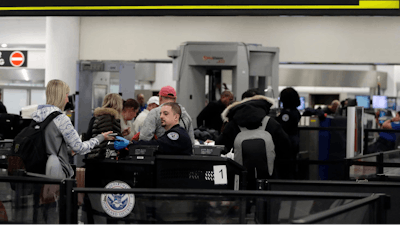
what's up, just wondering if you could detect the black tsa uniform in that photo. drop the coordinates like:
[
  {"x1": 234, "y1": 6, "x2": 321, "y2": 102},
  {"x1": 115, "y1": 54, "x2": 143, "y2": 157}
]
[
  {"x1": 134, "y1": 124, "x2": 192, "y2": 155},
  {"x1": 276, "y1": 108, "x2": 301, "y2": 179}
]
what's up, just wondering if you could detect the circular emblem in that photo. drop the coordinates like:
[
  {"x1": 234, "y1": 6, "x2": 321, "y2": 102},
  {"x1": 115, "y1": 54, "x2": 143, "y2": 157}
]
[
  {"x1": 9, "y1": 51, "x2": 25, "y2": 67},
  {"x1": 282, "y1": 114, "x2": 289, "y2": 122},
  {"x1": 167, "y1": 132, "x2": 179, "y2": 140},
  {"x1": 101, "y1": 181, "x2": 135, "y2": 218}
]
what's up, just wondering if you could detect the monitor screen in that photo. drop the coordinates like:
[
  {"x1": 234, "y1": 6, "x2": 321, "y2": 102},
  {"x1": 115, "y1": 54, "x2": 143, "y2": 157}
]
[
  {"x1": 372, "y1": 95, "x2": 388, "y2": 109},
  {"x1": 297, "y1": 97, "x2": 305, "y2": 110},
  {"x1": 355, "y1": 95, "x2": 370, "y2": 109},
  {"x1": 387, "y1": 97, "x2": 396, "y2": 110}
]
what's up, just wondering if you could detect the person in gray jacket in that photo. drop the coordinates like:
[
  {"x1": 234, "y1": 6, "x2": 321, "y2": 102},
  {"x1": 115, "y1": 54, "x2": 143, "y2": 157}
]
[
  {"x1": 32, "y1": 79, "x2": 114, "y2": 179},
  {"x1": 139, "y1": 85, "x2": 195, "y2": 144}
]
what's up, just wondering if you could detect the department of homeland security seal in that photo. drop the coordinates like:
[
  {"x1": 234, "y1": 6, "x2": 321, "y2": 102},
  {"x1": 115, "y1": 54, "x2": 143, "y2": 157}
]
[{"x1": 101, "y1": 181, "x2": 135, "y2": 218}]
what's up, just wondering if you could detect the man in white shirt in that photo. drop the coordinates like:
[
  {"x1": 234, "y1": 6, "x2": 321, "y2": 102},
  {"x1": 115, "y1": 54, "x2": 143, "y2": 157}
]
[
  {"x1": 131, "y1": 96, "x2": 159, "y2": 135},
  {"x1": 120, "y1": 98, "x2": 139, "y2": 141}
]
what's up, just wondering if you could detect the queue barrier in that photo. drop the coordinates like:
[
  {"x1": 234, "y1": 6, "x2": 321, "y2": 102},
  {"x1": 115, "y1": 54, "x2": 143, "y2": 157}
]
[
  {"x1": 0, "y1": 170, "x2": 391, "y2": 223},
  {"x1": 0, "y1": 170, "x2": 75, "y2": 224},
  {"x1": 72, "y1": 187, "x2": 386, "y2": 224},
  {"x1": 346, "y1": 149, "x2": 400, "y2": 181},
  {"x1": 264, "y1": 179, "x2": 395, "y2": 223},
  {"x1": 278, "y1": 148, "x2": 400, "y2": 181}
]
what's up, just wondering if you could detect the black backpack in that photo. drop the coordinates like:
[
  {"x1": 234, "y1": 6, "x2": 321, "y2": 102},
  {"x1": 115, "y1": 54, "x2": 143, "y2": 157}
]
[{"x1": 8, "y1": 111, "x2": 62, "y2": 175}]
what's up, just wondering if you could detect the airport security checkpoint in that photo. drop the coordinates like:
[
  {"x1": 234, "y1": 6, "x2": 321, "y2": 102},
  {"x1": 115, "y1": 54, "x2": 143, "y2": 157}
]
[{"x1": 0, "y1": 41, "x2": 398, "y2": 224}]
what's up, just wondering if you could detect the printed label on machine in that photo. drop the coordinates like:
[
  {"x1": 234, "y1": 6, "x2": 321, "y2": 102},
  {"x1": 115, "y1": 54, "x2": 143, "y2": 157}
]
[
  {"x1": 213, "y1": 165, "x2": 227, "y2": 185},
  {"x1": 101, "y1": 181, "x2": 135, "y2": 218}
]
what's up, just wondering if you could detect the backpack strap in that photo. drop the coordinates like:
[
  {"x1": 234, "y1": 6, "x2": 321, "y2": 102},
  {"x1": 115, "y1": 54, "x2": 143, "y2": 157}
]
[
  {"x1": 179, "y1": 117, "x2": 187, "y2": 130},
  {"x1": 38, "y1": 111, "x2": 62, "y2": 128},
  {"x1": 260, "y1": 116, "x2": 270, "y2": 130},
  {"x1": 238, "y1": 115, "x2": 270, "y2": 132},
  {"x1": 39, "y1": 111, "x2": 63, "y2": 156}
]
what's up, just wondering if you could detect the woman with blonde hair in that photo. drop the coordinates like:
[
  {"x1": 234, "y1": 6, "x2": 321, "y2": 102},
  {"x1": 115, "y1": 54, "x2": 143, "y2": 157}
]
[
  {"x1": 85, "y1": 93, "x2": 130, "y2": 158},
  {"x1": 31, "y1": 79, "x2": 114, "y2": 179}
]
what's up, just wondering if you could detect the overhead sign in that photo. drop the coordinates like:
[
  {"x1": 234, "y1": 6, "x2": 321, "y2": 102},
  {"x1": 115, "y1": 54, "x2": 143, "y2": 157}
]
[
  {"x1": 0, "y1": 51, "x2": 27, "y2": 67},
  {"x1": 0, "y1": 0, "x2": 398, "y2": 16}
]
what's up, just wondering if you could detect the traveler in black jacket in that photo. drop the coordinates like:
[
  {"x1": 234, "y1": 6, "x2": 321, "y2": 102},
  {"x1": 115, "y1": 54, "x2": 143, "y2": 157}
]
[
  {"x1": 197, "y1": 90, "x2": 233, "y2": 133},
  {"x1": 0, "y1": 91, "x2": 7, "y2": 113},
  {"x1": 215, "y1": 94, "x2": 292, "y2": 182},
  {"x1": 85, "y1": 93, "x2": 130, "y2": 158},
  {"x1": 276, "y1": 87, "x2": 302, "y2": 179}
]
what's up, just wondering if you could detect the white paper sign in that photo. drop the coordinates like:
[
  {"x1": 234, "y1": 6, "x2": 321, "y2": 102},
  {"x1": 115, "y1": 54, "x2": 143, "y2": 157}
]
[{"x1": 213, "y1": 165, "x2": 227, "y2": 185}]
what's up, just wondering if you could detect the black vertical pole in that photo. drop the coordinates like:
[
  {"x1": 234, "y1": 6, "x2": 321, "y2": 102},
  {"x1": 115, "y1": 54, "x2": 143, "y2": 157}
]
[
  {"x1": 377, "y1": 153, "x2": 384, "y2": 175},
  {"x1": 71, "y1": 187, "x2": 78, "y2": 224},
  {"x1": 59, "y1": 180, "x2": 66, "y2": 224},
  {"x1": 364, "y1": 130, "x2": 369, "y2": 154},
  {"x1": 64, "y1": 179, "x2": 76, "y2": 224}
]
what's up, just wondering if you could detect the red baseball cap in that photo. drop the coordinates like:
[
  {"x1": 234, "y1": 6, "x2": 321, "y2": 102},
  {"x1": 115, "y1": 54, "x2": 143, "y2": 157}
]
[{"x1": 159, "y1": 86, "x2": 176, "y2": 98}]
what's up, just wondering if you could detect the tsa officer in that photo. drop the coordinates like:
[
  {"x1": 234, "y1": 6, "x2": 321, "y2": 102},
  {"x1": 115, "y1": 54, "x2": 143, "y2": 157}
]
[{"x1": 132, "y1": 102, "x2": 192, "y2": 155}]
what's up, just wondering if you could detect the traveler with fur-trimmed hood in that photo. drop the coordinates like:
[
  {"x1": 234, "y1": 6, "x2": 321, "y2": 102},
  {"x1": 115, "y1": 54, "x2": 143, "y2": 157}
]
[
  {"x1": 215, "y1": 95, "x2": 293, "y2": 179},
  {"x1": 85, "y1": 93, "x2": 130, "y2": 159}
]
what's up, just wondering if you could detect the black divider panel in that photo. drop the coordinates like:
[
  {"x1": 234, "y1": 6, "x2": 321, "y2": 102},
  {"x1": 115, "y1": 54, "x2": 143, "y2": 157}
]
[
  {"x1": 267, "y1": 180, "x2": 396, "y2": 223},
  {"x1": 84, "y1": 158, "x2": 155, "y2": 188},
  {"x1": 155, "y1": 155, "x2": 246, "y2": 190}
]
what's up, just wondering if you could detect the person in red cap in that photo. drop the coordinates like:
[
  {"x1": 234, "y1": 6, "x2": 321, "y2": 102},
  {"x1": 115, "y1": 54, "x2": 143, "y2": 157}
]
[{"x1": 139, "y1": 85, "x2": 195, "y2": 145}]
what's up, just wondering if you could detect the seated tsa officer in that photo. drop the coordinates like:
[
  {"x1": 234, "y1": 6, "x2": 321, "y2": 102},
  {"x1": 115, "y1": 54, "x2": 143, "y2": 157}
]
[{"x1": 131, "y1": 102, "x2": 192, "y2": 155}]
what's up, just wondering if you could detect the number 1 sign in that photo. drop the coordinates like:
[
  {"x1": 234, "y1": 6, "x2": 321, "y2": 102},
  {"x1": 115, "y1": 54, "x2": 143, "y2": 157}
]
[{"x1": 213, "y1": 165, "x2": 227, "y2": 185}]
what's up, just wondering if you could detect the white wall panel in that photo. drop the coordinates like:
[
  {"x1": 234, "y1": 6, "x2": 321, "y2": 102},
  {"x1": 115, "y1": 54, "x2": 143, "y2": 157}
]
[
  {"x1": 80, "y1": 16, "x2": 400, "y2": 63},
  {"x1": 27, "y1": 50, "x2": 46, "y2": 69},
  {"x1": 0, "y1": 17, "x2": 46, "y2": 44}
]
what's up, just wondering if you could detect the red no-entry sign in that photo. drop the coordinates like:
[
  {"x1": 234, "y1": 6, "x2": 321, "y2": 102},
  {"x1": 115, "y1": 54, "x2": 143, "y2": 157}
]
[{"x1": 9, "y1": 51, "x2": 25, "y2": 67}]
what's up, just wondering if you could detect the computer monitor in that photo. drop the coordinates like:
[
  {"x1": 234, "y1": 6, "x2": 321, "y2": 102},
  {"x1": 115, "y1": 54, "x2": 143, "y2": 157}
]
[
  {"x1": 387, "y1": 97, "x2": 396, "y2": 110},
  {"x1": 297, "y1": 97, "x2": 305, "y2": 110},
  {"x1": 355, "y1": 95, "x2": 370, "y2": 109},
  {"x1": 372, "y1": 95, "x2": 388, "y2": 109}
]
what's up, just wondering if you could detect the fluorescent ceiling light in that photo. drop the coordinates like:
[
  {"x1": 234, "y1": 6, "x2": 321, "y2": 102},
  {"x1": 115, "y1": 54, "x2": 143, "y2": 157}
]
[
  {"x1": 22, "y1": 69, "x2": 29, "y2": 81},
  {"x1": 0, "y1": 44, "x2": 7, "y2": 48}
]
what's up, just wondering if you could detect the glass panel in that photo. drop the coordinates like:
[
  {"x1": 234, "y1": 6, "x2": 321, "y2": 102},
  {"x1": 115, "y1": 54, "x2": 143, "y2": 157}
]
[
  {"x1": 0, "y1": 178, "x2": 62, "y2": 223},
  {"x1": 78, "y1": 191, "x2": 360, "y2": 224},
  {"x1": 93, "y1": 85, "x2": 107, "y2": 110},
  {"x1": 30, "y1": 89, "x2": 46, "y2": 105},
  {"x1": 383, "y1": 150, "x2": 400, "y2": 175},
  {"x1": 312, "y1": 204, "x2": 372, "y2": 224},
  {"x1": 349, "y1": 157, "x2": 377, "y2": 179},
  {"x1": 109, "y1": 84, "x2": 119, "y2": 94},
  {"x1": 3, "y1": 89, "x2": 28, "y2": 115}
]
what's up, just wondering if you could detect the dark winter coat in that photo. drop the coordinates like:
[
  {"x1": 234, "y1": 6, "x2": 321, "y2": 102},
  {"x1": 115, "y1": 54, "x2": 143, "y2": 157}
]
[
  {"x1": 85, "y1": 107, "x2": 121, "y2": 159},
  {"x1": 215, "y1": 95, "x2": 293, "y2": 176}
]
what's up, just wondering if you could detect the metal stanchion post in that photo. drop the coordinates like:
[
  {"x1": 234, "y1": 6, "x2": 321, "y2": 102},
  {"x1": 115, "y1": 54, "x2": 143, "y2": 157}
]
[
  {"x1": 377, "y1": 153, "x2": 384, "y2": 175},
  {"x1": 63, "y1": 179, "x2": 76, "y2": 224}
]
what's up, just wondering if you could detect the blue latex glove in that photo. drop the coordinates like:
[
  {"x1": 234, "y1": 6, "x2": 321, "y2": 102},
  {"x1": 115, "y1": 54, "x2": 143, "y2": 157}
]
[{"x1": 114, "y1": 136, "x2": 130, "y2": 150}]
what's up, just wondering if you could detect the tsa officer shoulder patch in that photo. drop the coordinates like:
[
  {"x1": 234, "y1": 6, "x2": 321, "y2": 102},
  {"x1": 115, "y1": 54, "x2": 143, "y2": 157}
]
[
  {"x1": 282, "y1": 114, "x2": 289, "y2": 122},
  {"x1": 167, "y1": 132, "x2": 179, "y2": 140}
]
